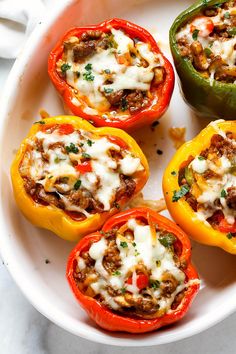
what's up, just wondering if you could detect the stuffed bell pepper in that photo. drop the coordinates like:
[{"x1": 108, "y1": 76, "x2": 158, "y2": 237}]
[
  {"x1": 170, "y1": 0, "x2": 236, "y2": 119},
  {"x1": 163, "y1": 120, "x2": 236, "y2": 254},
  {"x1": 11, "y1": 116, "x2": 149, "y2": 241},
  {"x1": 67, "y1": 207, "x2": 199, "y2": 333},
  {"x1": 48, "y1": 18, "x2": 174, "y2": 130}
]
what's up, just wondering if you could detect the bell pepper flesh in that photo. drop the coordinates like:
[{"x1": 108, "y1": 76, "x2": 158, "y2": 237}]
[
  {"x1": 163, "y1": 120, "x2": 236, "y2": 254},
  {"x1": 11, "y1": 116, "x2": 149, "y2": 242},
  {"x1": 48, "y1": 18, "x2": 174, "y2": 131},
  {"x1": 169, "y1": 0, "x2": 236, "y2": 120},
  {"x1": 67, "y1": 207, "x2": 199, "y2": 333}
]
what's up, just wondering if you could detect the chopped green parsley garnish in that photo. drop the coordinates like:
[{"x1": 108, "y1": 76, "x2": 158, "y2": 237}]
[
  {"x1": 112, "y1": 270, "x2": 121, "y2": 276},
  {"x1": 120, "y1": 241, "x2": 128, "y2": 248},
  {"x1": 82, "y1": 152, "x2": 91, "y2": 159},
  {"x1": 121, "y1": 287, "x2": 126, "y2": 294},
  {"x1": 171, "y1": 170, "x2": 177, "y2": 176},
  {"x1": 221, "y1": 189, "x2": 227, "y2": 198},
  {"x1": 48, "y1": 175, "x2": 53, "y2": 179},
  {"x1": 106, "y1": 33, "x2": 118, "y2": 48},
  {"x1": 65, "y1": 143, "x2": 79, "y2": 154},
  {"x1": 132, "y1": 242, "x2": 136, "y2": 247},
  {"x1": 224, "y1": 11, "x2": 230, "y2": 19},
  {"x1": 61, "y1": 63, "x2": 71, "y2": 73},
  {"x1": 74, "y1": 180, "x2": 81, "y2": 190},
  {"x1": 159, "y1": 233, "x2": 176, "y2": 247},
  {"x1": 134, "y1": 249, "x2": 140, "y2": 256},
  {"x1": 54, "y1": 156, "x2": 66, "y2": 163},
  {"x1": 83, "y1": 63, "x2": 94, "y2": 81},
  {"x1": 121, "y1": 97, "x2": 128, "y2": 111},
  {"x1": 198, "y1": 156, "x2": 205, "y2": 161},
  {"x1": 192, "y1": 29, "x2": 199, "y2": 41},
  {"x1": 85, "y1": 63, "x2": 92, "y2": 71},
  {"x1": 172, "y1": 184, "x2": 189, "y2": 202},
  {"x1": 34, "y1": 120, "x2": 45, "y2": 125},
  {"x1": 54, "y1": 157, "x2": 60, "y2": 163},
  {"x1": 76, "y1": 71, "x2": 80, "y2": 78},
  {"x1": 204, "y1": 48, "x2": 212, "y2": 57},
  {"x1": 227, "y1": 27, "x2": 236, "y2": 36},
  {"x1": 150, "y1": 280, "x2": 160, "y2": 289},
  {"x1": 87, "y1": 139, "x2": 94, "y2": 146},
  {"x1": 227, "y1": 233, "x2": 233, "y2": 239},
  {"x1": 104, "y1": 87, "x2": 114, "y2": 94},
  {"x1": 83, "y1": 71, "x2": 95, "y2": 81}
]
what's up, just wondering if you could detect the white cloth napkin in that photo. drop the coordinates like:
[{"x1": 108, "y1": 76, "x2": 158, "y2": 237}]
[{"x1": 0, "y1": 0, "x2": 48, "y2": 58}]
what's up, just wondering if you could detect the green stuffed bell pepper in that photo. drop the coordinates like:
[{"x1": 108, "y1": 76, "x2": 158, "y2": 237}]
[{"x1": 170, "y1": 0, "x2": 236, "y2": 120}]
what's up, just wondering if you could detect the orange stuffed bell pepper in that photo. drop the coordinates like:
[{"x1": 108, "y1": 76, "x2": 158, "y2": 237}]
[
  {"x1": 67, "y1": 207, "x2": 199, "y2": 333},
  {"x1": 48, "y1": 18, "x2": 174, "y2": 130},
  {"x1": 11, "y1": 116, "x2": 149, "y2": 241},
  {"x1": 163, "y1": 120, "x2": 236, "y2": 254}
]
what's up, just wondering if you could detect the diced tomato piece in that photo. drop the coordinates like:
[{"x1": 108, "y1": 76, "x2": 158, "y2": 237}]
[
  {"x1": 108, "y1": 136, "x2": 128, "y2": 149},
  {"x1": 190, "y1": 16, "x2": 214, "y2": 37},
  {"x1": 58, "y1": 124, "x2": 74, "y2": 135},
  {"x1": 136, "y1": 274, "x2": 149, "y2": 289},
  {"x1": 218, "y1": 218, "x2": 236, "y2": 233},
  {"x1": 75, "y1": 161, "x2": 92, "y2": 174},
  {"x1": 126, "y1": 273, "x2": 149, "y2": 290}
]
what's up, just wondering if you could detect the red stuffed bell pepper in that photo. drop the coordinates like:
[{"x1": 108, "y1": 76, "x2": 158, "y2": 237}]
[
  {"x1": 48, "y1": 18, "x2": 174, "y2": 131},
  {"x1": 67, "y1": 207, "x2": 199, "y2": 333}
]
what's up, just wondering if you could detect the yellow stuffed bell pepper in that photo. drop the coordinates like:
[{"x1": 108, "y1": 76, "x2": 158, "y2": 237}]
[
  {"x1": 163, "y1": 120, "x2": 236, "y2": 254},
  {"x1": 11, "y1": 115, "x2": 149, "y2": 241}
]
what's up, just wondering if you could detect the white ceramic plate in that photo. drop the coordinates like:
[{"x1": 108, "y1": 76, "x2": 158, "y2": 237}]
[{"x1": 1, "y1": 0, "x2": 236, "y2": 347}]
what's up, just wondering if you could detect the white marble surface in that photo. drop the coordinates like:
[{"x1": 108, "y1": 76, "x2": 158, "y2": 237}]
[{"x1": 1, "y1": 59, "x2": 236, "y2": 354}]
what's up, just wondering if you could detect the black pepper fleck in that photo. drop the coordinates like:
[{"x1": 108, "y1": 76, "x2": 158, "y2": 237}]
[
  {"x1": 45, "y1": 259, "x2": 50, "y2": 264},
  {"x1": 156, "y1": 149, "x2": 163, "y2": 155},
  {"x1": 150, "y1": 120, "x2": 160, "y2": 131}
]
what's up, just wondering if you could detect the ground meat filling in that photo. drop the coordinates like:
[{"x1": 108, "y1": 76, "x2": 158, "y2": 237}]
[
  {"x1": 176, "y1": 1, "x2": 236, "y2": 83},
  {"x1": 19, "y1": 123, "x2": 144, "y2": 220},
  {"x1": 56, "y1": 27, "x2": 166, "y2": 119},
  {"x1": 73, "y1": 218, "x2": 191, "y2": 318},
  {"x1": 177, "y1": 131, "x2": 236, "y2": 237}
]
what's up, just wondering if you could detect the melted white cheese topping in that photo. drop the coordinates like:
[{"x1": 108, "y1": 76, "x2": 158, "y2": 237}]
[
  {"x1": 211, "y1": 37, "x2": 236, "y2": 67},
  {"x1": 20, "y1": 127, "x2": 143, "y2": 214},
  {"x1": 176, "y1": 4, "x2": 236, "y2": 81},
  {"x1": 191, "y1": 157, "x2": 208, "y2": 174},
  {"x1": 63, "y1": 27, "x2": 163, "y2": 113},
  {"x1": 190, "y1": 130, "x2": 236, "y2": 225},
  {"x1": 78, "y1": 219, "x2": 195, "y2": 312}
]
